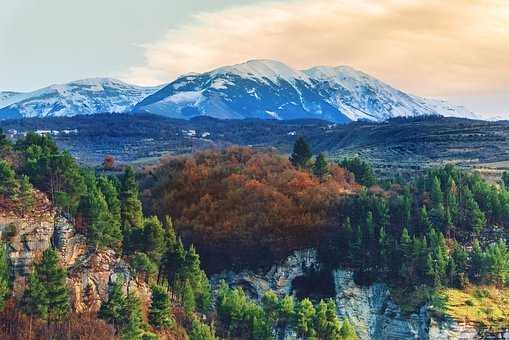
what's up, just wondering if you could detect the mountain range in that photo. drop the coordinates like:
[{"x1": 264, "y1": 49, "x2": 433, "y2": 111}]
[{"x1": 1, "y1": 60, "x2": 482, "y2": 123}]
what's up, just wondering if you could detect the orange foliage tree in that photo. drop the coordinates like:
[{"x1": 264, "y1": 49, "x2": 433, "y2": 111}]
[{"x1": 142, "y1": 147, "x2": 358, "y2": 271}]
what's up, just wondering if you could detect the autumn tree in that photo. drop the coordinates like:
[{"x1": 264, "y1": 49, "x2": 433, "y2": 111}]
[{"x1": 103, "y1": 155, "x2": 115, "y2": 170}]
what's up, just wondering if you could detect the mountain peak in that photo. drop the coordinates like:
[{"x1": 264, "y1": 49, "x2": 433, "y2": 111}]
[{"x1": 211, "y1": 59, "x2": 311, "y2": 84}]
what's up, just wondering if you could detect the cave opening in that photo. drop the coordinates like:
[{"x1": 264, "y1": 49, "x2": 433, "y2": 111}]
[{"x1": 291, "y1": 270, "x2": 336, "y2": 301}]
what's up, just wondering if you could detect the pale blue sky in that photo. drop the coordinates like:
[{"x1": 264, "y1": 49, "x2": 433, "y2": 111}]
[{"x1": 0, "y1": 0, "x2": 268, "y2": 91}]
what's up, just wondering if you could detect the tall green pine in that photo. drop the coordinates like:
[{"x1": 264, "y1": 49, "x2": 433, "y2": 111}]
[{"x1": 289, "y1": 137, "x2": 312, "y2": 169}]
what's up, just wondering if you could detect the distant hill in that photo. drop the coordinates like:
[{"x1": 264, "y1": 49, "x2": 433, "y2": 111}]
[{"x1": 2, "y1": 114, "x2": 508, "y2": 175}]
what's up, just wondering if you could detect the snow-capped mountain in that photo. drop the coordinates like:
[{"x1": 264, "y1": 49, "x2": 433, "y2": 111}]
[
  {"x1": 134, "y1": 59, "x2": 477, "y2": 123},
  {"x1": 135, "y1": 60, "x2": 351, "y2": 123},
  {"x1": 0, "y1": 78, "x2": 162, "y2": 119},
  {"x1": 1, "y1": 60, "x2": 480, "y2": 122}
]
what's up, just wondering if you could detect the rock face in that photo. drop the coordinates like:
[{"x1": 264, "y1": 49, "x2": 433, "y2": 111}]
[
  {"x1": 211, "y1": 249, "x2": 319, "y2": 299},
  {"x1": 212, "y1": 249, "x2": 483, "y2": 340},
  {"x1": 0, "y1": 211, "x2": 148, "y2": 312},
  {"x1": 68, "y1": 249, "x2": 150, "y2": 313},
  {"x1": 332, "y1": 270, "x2": 425, "y2": 339}
]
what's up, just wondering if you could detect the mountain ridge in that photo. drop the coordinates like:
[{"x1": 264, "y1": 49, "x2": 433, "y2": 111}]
[
  {"x1": 0, "y1": 77, "x2": 163, "y2": 119},
  {"x1": 135, "y1": 59, "x2": 479, "y2": 122},
  {"x1": 1, "y1": 60, "x2": 481, "y2": 122}
]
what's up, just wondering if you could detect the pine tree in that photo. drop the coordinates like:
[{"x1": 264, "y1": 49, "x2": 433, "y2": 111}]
[
  {"x1": 262, "y1": 291, "x2": 279, "y2": 331},
  {"x1": 122, "y1": 293, "x2": 146, "y2": 340},
  {"x1": 295, "y1": 298, "x2": 316, "y2": 339},
  {"x1": 149, "y1": 284, "x2": 174, "y2": 329},
  {"x1": 130, "y1": 253, "x2": 157, "y2": 283},
  {"x1": 502, "y1": 171, "x2": 509, "y2": 188},
  {"x1": 120, "y1": 166, "x2": 143, "y2": 233},
  {"x1": 339, "y1": 318, "x2": 357, "y2": 340},
  {"x1": 289, "y1": 137, "x2": 312, "y2": 169},
  {"x1": 315, "y1": 299, "x2": 341, "y2": 339},
  {"x1": 0, "y1": 160, "x2": 18, "y2": 198},
  {"x1": 418, "y1": 206, "x2": 433, "y2": 233},
  {"x1": 378, "y1": 226, "x2": 393, "y2": 272},
  {"x1": 350, "y1": 225, "x2": 363, "y2": 268},
  {"x1": 483, "y1": 240, "x2": 509, "y2": 286},
  {"x1": 142, "y1": 216, "x2": 165, "y2": 262},
  {"x1": 164, "y1": 238, "x2": 186, "y2": 287},
  {"x1": 469, "y1": 240, "x2": 484, "y2": 283},
  {"x1": 36, "y1": 248, "x2": 70, "y2": 323},
  {"x1": 365, "y1": 211, "x2": 375, "y2": 246},
  {"x1": 163, "y1": 215, "x2": 177, "y2": 248},
  {"x1": 189, "y1": 318, "x2": 217, "y2": 340},
  {"x1": 446, "y1": 178, "x2": 459, "y2": 224},
  {"x1": 17, "y1": 175, "x2": 35, "y2": 216},
  {"x1": 339, "y1": 157, "x2": 376, "y2": 187},
  {"x1": 430, "y1": 176, "x2": 443, "y2": 206},
  {"x1": 179, "y1": 245, "x2": 212, "y2": 313},
  {"x1": 99, "y1": 279, "x2": 127, "y2": 333},
  {"x1": 181, "y1": 279, "x2": 196, "y2": 315},
  {"x1": 97, "y1": 175, "x2": 122, "y2": 223},
  {"x1": 79, "y1": 172, "x2": 122, "y2": 250},
  {"x1": 277, "y1": 295, "x2": 295, "y2": 339},
  {"x1": 461, "y1": 187, "x2": 486, "y2": 235},
  {"x1": 21, "y1": 270, "x2": 49, "y2": 332},
  {"x1": 313, "y1": 153, "x2": 330, "y2": 181},
  {"x1": 0, "y1": 242, "x2": 11, "y2": 311}
]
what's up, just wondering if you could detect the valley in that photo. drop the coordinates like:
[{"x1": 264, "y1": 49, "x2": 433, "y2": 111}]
[{"x1": 2, "y1": 114, "x2": 508, "y2": 179}]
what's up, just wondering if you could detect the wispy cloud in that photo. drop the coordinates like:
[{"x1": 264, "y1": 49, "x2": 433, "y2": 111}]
[{"x1": 124, "y1": 0, "x2": 509, "y2": 114}]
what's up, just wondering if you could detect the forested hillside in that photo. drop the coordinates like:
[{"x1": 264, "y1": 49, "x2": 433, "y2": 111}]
[
  {"x1": 1, "y1": 127, "x2": 509, "y2": 338},
  {"x1": 0, "y1": 130, "x2": 360, "y2": 339}
]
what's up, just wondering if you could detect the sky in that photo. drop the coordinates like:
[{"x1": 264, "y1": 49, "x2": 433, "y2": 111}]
[{"x1": 1, "y1": 0, "x2": 508, "y2": 116}]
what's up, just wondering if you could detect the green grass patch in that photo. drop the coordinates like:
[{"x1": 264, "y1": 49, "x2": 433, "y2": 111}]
[{"x1": 438, "y1": 286, "x2": 509, "y2": 331}]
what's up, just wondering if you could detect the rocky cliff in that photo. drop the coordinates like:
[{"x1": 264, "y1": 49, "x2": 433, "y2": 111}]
[
  {"x1": 0, "y1": 209, "x2": 149, "y2": 312},
  {"x1": 211, "y1": 249, "x2": 484, "y2": 340}
]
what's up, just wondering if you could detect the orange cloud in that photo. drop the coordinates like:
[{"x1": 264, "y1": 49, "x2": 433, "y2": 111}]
[{"x1": 124, "y1": 0, "x2": 509, "y2": 113}]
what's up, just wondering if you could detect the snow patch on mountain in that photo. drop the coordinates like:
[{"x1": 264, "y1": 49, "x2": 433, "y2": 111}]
[
  {"x1": 164, "y1": 91, "x2": 204, "y2": 104},
  {"x1": 212, "y1": 59, "x2": 311, "y2": 85},
  {"x1": 0, "y1": 78, "x2": 163, "y2": 119}
]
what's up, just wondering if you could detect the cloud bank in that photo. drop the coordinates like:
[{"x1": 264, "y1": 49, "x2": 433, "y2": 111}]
[{"x1": 124, "y1": 0, "x2": 509, "y2": 114}]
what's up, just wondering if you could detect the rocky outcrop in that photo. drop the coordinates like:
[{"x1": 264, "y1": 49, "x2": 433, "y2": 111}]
[
  {"x1": 211, "y1": 249, "x2": 488, "y2": 340},
  {"x1": 1, "y1": 214, "x2": 55, "y2": 276},
  {"x1": 52, "y1": 216, "x2": 87, "y2": 268},
  {"x1": 0, "y1": 211, "x2": 147, "y2": 313},
  {"x1": 211, "y1": 249, "x2": 319, "y2": 299},
  {"x1": 68, "y1": 249, "x2": 150, "y2": 313},
  {"x1": 428, "y1": 319, "x2": 479, "y2": 340},
  {"x1": 332, "y1": 270, "x2": 433, "y2": 339},
  {"x1": 0, "y1": 213, "x2": 86, "y2": 278}
]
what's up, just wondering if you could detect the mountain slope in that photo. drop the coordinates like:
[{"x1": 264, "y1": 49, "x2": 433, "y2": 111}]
[
  {"x1": 135, "y1": 60, "x2": 477, "y2": 123},
  {"x1": 0, "y1": 78, "x2": 162, "y2": 119},
  {"x1": 135, "y1": 60, "x2": 351, "y2": 123}
]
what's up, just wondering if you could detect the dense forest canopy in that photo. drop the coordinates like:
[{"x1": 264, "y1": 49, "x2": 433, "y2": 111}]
[{"x1": 141, "y1": 146, "x2": 358, "y2": 271}]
